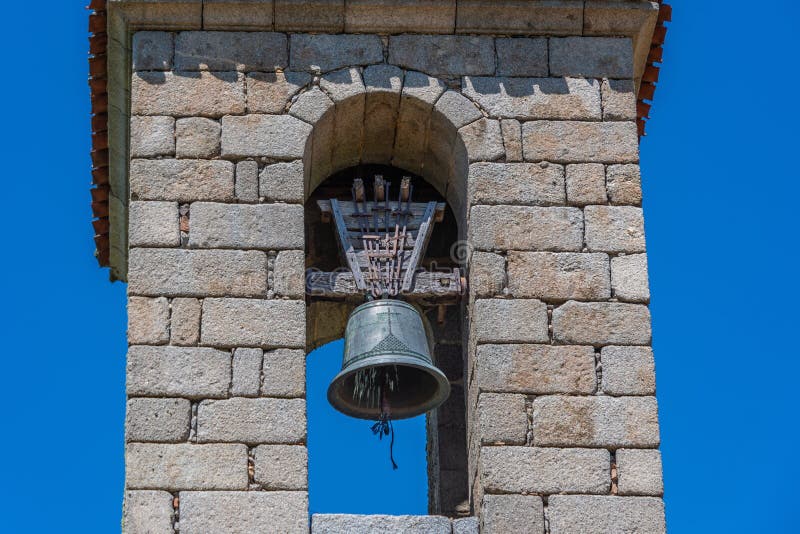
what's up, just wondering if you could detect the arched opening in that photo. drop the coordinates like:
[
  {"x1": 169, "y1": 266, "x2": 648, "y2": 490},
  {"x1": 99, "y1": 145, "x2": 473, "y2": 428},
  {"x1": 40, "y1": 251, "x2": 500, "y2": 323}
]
[
  {"x1": 305, "y1": 165, "x2": 468, "y2": 515},
  {"x1": 298, "y1": 67, "x2": 473, "y2": 516}
]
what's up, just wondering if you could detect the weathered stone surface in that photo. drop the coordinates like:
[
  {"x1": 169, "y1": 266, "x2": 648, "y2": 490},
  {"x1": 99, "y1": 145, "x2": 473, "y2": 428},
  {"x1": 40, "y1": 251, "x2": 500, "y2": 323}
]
[
  {"x1": 275, "y1": 0, "x2": 344, "y2": 32},
  {"x1": 566, "y1": 163, "x2": 607, "y2": 206},
  {"x1": 548, "y1": 495, "x2": 666, "y2": 534},
  {"x1": 235, "y1": 160, "x2": 259, "y2": 202},
  {"x1": 262, "y1": 349, "x2": 306, "y2": 397},
  {"x1": 128, "y1": 249, "x2": 267, "y2": 297},
  {"x1": 364, "y1": 62, "x2": 403, "y2": 94},
  {"x1": 274, "y1": 250, "x2": 306, "y2": 298},
  {"x1": 582, "y1": 1, "x2": 660, "y2": 43},
  {"x1": 123, "y1": 490, "x2": 173, "y2": 534},
  {"x1": 481, "y1": 446, "x2": 610, "y2": 494},
  {"x1": 522, "y1": 121, "x2": 639, "y2": 163},
  {"x1": 476, "y1": 344, "x2": 596, "y2": 394},
  {"x1": 463, "y1": 77, "x2": 601, "y2": 121},
  {"x1": 132, "y1": 71, "x2": 245, "y2": 117},
  {"x1": 130, "y1": 116, "x2": 175, "y2": 158},
  {"x1": 221, "y1": 114, "x2": 312, "y2": 159},
  {"x1": 452, "y1": 517, "x2": 479, "y2": 534},
  {"x1": 125, "y1": 443, "x2": 247, "y2": 490},
  {"x1": 290, "y1": 87, "x2": 334, "y2": 123},
  {"x1": 311, "y1": 514, "x2": 452, "y2": 534},
  {"x1": 482, "y1": 494, "x2": 544, "y2": 534},
  {"x1": 617, "y1": 449, "x2": 664, "y2": 496},
  {"x1": 456, "y1": 1, "x2": 583, "y2": 35},
  {"x1": 469, "y1": 162, "x2": 565, "y2": 206},
  {"x1": 584, "y1": 205, "x2": 645, "y2": 253},
  {"x1": 198, "y1": 397, "x2": 306, "y2": 444},
  {"x1": 611, "y1": 253, "x2": 649, "y2": 302},
  {"x1": 477, "y1": 393, "x2": 527, "y2": 444},
  {"x1": 127, "y1": 296, "x2": 170, "y2": 345},
  {"x1": 474, "y1": 299, "x2": 548, "y2": 343},
  {"x1": 389, "y1": 35, "x2": 495, "y2": 76},
  {"x1": 550, "y1": 37, "x2": 634, "y2": 78},
  {"x1": 602, "y1": 78, "x2": 636, "y2": 121},
  {"x1": 362, "y1": 64, "x2": 404, "y2": 162},
  {"x1": 290, "y1": 33, "x2": 383, "y2": 72},
  {"x1": 254, "y1": 444, "x2": 308, "y2": 490},
  {"x1": 132, "y1": 32, "x2": 173, "y2": 71},
  {"x1": 395, "y1": 74, "x2": 441, "y2": 173},
  {"x1": 170, "y1": 297, "x2": 201, "y2": 346},
  {"x1": 469, "y1": 251, "x2": 506, "y2": 298},
  {"x1": 130, "y1": 159, "x2": 234, "y2": 202},
  {"x1": 188, "y1": 203, "x2": 303, "y2": 250},
  {"x1": 315, "y1": 68, "x2": 366, "y2": 170},
  {"x1": 506, "y1": 252, "x2": 610, "y2": 301},
  {"x1": 500, "y1": 119, "x2": 522, "y2": 162},
  {"x1": 434, "y1": 90, "x2": 482, "y2": 129},
  {"x1": 260, "y1": 160, "x2": 304, "y2": 202},
  {"x1": 402, "y1": 70, "x2": 446, "y2": 106},
  {"x1": 305, "y1": 111, "x2": 333, "y2": 189},
  {"x1": 180, "y1": 491, "x2": 308, "y2": 534},
  {"x1": 423, "y1": 112, "x2": 459, "y2": 197},
  {"x1": 175, "y1": 117, "x2": 220, "y2": 159},
  {"x1": 320, "y1": 67, "x2": 365, "y2": 103},
  {"x1": 460, "y1": 118, "x2": 504, "y2": 162},
  {"x1": 606, "y1": 163, "x2": 642, "y2": 205},
  {"x1": 201, "y1": 1, "x2": 274, "y2": 30},
  {"x1": 601, "y1": 346, "x2": 656, "y2": 396},
  {"x1": 175, "y1": 31, "x2": 287, "y2": 71},
  {"x1": 438, "y1": 473, "x2": 470, "y2": 513},
  {"x1": 345, "y1": 0, "x2": 455, "y2": 33},
  {"x1": 201, "y1": 298, "x2": 305, "y2": 348},
  {"x1": 553, "y1": 301, "x2": 651, "y2": 345},
  {"x1": 127, "y1": 346, "x2": 231, "y2": 398},
  {"x1": 469, "y1": 205, "x2": 584, "y2": 251},
  {"x1": 496, "y1": 37, "x2": 548, "y2": 77},
  {"x1": 247, "y1": 71, "x2": 312, "y2": 113},
  {"x1": 306, "y1": 306, "x2": 353, "y2": 350},
  {"x1": 126, "y1": 398, "x2": 191, "y2": 443},
  {"x1": 231, "y1": 348, "x2": 262, "y2": 397},
  {"x1": 533, "y1": 396, "x2": 660, "y2": 447}
]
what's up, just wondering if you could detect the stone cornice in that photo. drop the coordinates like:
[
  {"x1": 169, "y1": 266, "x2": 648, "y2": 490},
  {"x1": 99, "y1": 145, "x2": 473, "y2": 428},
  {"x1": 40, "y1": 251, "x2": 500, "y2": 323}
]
[{"x1": 108, "y1": 1, "x2": 658, "y2": 79}]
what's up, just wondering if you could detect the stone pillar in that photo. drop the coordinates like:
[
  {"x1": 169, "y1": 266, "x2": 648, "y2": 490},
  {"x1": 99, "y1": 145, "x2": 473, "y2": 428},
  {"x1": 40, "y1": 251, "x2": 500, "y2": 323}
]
[
  {"x1": 465, "y1": 38, "x2": 664, "y2": 530},
  {"x1": 124, "y1": 31, "x2": 309, "y2": 533},
  {"x1": 105, "y1": 2, "x2": 667, "y2": 533}
]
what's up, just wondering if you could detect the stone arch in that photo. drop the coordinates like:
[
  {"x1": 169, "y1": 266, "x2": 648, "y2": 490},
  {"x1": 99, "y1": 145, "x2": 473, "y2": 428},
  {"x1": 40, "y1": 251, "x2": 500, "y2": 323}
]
[
  {"x1": 294, "y1": 66, "x2": 477, "y2": 515},
  {"x1": 289, "y1": 66, "x2": 489, "y2": 231},
  {"x1": 295, "y1": 66, "x2": 483, "y2": 354}
]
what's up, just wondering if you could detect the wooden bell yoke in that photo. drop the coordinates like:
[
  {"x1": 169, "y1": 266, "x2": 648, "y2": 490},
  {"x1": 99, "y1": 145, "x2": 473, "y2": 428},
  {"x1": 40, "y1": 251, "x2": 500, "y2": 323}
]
[{"x1": 311, "y1": 175, "x2": 465, "y2": 303}]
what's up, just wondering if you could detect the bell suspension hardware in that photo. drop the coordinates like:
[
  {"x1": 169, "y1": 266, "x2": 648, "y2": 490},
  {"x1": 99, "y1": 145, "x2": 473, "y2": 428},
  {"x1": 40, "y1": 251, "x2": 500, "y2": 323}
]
[{"x1": 320, "y1": 175, "x2": 453, "y2": 469}]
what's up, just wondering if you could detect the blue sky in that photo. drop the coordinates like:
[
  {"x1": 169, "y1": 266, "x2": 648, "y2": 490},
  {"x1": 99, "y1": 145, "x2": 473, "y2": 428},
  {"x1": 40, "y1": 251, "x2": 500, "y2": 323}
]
[{"x1": 0, "y1": 1, "x2": 798, "y2": 531}]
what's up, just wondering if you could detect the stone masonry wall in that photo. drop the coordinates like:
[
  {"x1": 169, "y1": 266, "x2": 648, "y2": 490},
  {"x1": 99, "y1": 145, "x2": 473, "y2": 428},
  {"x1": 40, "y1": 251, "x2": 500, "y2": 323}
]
[{"x1": 123, "y1": 29, "x2": 664, "y2": 534}]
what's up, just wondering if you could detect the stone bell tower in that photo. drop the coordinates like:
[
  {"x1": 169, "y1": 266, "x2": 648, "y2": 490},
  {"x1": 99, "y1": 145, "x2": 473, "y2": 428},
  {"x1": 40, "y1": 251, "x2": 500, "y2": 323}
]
[{"x1": 89, "y1": 1, "x2": 671, "y2": 532}]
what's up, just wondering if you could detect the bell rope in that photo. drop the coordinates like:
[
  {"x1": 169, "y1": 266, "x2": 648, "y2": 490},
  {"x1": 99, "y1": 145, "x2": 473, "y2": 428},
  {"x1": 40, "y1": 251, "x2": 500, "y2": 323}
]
[{"x1": 370, "y1": 384, "x2": 398, "y2": 470}]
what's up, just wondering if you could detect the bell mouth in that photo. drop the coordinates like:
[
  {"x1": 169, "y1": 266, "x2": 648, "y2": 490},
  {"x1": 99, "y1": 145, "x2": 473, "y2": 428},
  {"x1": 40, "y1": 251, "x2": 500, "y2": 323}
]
[{"x1": 327, "y1": 355, "x2": 451, "y2": 420}]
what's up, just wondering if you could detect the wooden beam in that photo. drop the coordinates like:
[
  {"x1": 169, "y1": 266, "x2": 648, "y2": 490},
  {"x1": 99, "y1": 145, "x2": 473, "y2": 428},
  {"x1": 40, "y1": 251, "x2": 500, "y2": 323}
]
[
  {"x1": 329, "y1": 198, "x2": 366, "y2": 291},
  {"x1": 306, "y1": 270, "x2": 464, "y2": 300},
  {"x1": 402, "y1": 201, "x2": 437, "y2": 291},
  {"x1": 317, "y1": 199, "x2": 445, "y2": 232}
]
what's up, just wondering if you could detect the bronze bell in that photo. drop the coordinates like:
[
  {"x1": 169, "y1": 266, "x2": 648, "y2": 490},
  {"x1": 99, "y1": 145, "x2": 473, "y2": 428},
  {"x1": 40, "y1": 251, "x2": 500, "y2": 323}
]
[{"x1": 327, "y1": 299, "x2": 451, "y2": 420}]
